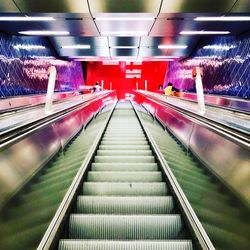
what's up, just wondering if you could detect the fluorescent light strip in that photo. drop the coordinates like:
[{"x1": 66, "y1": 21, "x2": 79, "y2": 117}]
[
  {"x1": 111, "y1": 46, "x2": 138, "y2": 49},
  {"x1": 158, "y1": 45, "x2": 187, "y2": 49},
  {"x1": 155, "y1": 56, "x2": 180, "y2": 58},
  {"x1": 96, "y1": 17, "x2": 154, "y2": 21},
  {"x1": 195, "y1": 16, "x2": 250, "y2": 21},
  {"x1": 0, "y1": 16, "x2": 55, "y2": 21},
  {"x1": 203, "y1": 45, "x2": 236, "y2": 50},
  {"x1": 101, "y1": 31, "x2": 148, "y2": 36},
  {"x1": 180, "y1": 30, "x2": 230, "y2": 35},
  {"x1": 19, "y1": 30, "x2": 69, "y2": 36},
  {"x1": 62, "y1": 45, "x2": 91, "y2": 49},
  {"x1": 13, "y1": 44, "x2": 46, "y2": 50}
]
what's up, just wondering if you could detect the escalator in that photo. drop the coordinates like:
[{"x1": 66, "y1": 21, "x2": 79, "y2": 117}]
[
  {"x1": 0, "y1": 106, "x2": 112, "y2": 250},
  {"x1": 137, "y1": 107, "x2": 250, "y2": 250},
  {"x1": 57, "y1": 102, "x2": 205, "y2": 250}
]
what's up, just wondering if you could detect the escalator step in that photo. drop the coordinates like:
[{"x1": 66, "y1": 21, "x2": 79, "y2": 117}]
[
  {"x1": 76, "y1": 196, "x2": 174, "y2": 214},
  {"x1": 69, "y1": 214, "x2": 184, "y2": 239},
  {"x1": 83, "y1": 182, "x2": 168, "y2": 196},
  {"x1": 91, "y1": 163, "x2": 158, "y2": 172},
  {"x1": 102, "y1": 136, "x2": 146, "y2": 140},
  {"x1": 99, "y1": 145, "x2": 150, "y2": 150},
  {"x1": 94, "y1": 156, "x2": 155, "y2": 163},
  {"x1": 100, "y1": 141, "x2": 148, "y2": 145},
  {"x1": 96, "y1": 150, "x2": 152, "y2": 156},
  {"x1": 59, "y1": 240, "x2": 193, "y2": 250},
  {"x1": 87, "y1": 171, "x2": 162, "y2": 182}
]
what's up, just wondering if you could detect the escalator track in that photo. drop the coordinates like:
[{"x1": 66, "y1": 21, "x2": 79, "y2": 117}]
[
  {"x1": 136, "y1": 105, "x2": 250, "y2": 250},
  {"x1": 0, "y1": 105, "x2": 113, "y2": 250},
  {"x1": 56, "y1": 102, "x2": 210, "y2": 250}
]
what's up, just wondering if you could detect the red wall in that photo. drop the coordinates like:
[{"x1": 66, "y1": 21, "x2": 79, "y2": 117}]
[{"x1": 86, "y1": 61, "x2": 168, "y2": 99}]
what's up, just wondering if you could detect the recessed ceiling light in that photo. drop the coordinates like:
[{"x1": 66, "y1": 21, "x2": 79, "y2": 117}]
[
  {"x1": 111, "y1": 46, "x2": 138, "y2": 49},
  {"x1": 19, "y1": 30, "x2": 69, "y2": 36},
  {"x1": 203, "y1": 45, "x2": 236, "y2": 50},
  {"x1": 154, "y1": 56, "x2": 180, "y2": 58},
  {"x1": 101, "y1": 31, "x2": 148, "y2": 36},
  {"x1": 153, "y1": 59, "x2": 174, "y2": 61},
  {"x1": 180, "y1": 30, "x2": 230, "y2": 35},
  {"x1": 158, "y1": 45, "x2": 187, "y2": 49},
  {"x1": 194, "y1": 16, "x2": 250, "y2": 21},
  {"x1": 151, "y1": 58, "x2": 174, "y2": 61},
  {"x1": 95, "y1": 17, "x2": 154, "y2": 21},
  {"x1": 13, "y1": 44, "x2": 46, "y2": 50},
  {"x1": 62, "y1": 45, "x2": 91, "y2": 49},
  {"x1": 0, "y1": 16, "x2": 55, "y2": 21}
]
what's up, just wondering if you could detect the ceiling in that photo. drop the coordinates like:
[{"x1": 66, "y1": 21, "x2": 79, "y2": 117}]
[{"x1": 0, "y1": 0, "x2": 250, "y2": 62}]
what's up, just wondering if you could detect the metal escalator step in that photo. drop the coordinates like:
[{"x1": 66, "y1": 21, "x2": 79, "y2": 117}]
[
  {"x1": 103, "y1": 135, "x2": 145, "y2": 139},
  {"x1": 91, "y1": 163, "x2": 158, "y2": 172},
  {"x1": 96, "y1": 150, "x2": 152, "y2": 156},
  {"x1": 69, "y1": 214, "x2": 184, "y2": 239},
  {"x1": 94, "y1": 156, "x2": 155, "y2": 163},
  {"x1": 76, "y1": 196, "x2": 174, "y2": 214},
  {"x1": 99, "y1": 145, "x2": 150, "y2": 150},
  {"x1": 192, "y1": 205, "x2": 250, "y2": 237},
  {"x1": 104, "y1": 132, "x2": 144, "y2": 136},
  {"x1": 100, "y1": 141, "x2": 148, "y2": 145},
  {"x1": 83, "y1": 182, "x2": 168, "y2": 196},
  {"x1": 59, "y1": 240, "x2": 193, "y2": 250},
  {"x1": 203, "y1": 223, "x2": 250, "y2": 250},
  {"x1": 87, "y1": 171, "x2": 162, "y2": 182}
]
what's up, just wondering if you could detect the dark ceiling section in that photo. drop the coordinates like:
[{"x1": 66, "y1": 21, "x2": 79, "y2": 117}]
[{"x1": 0, "y1": 0, "x2": 249, "y2": 61}]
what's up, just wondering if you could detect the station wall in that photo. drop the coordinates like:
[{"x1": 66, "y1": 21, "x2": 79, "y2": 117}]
[
  {"x1": 86, "y1": 61, "x2": 168, "y2": 99},
  {"x1": 165, "y1": 34, "x2": 250, "y2": 99},
  {"x1": 0, "y1": 33, "x2": 84, "y2": 98}
]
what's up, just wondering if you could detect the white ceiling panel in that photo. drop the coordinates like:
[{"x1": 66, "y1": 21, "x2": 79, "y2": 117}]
[
  {"x1": 51, "y1": 36, "x2": 109, "y2": 49},
  {"x1": 160, "y1": 0, "x2": 236, "y2": 13},
  {"x1": 89, "y1": 0, "x2": 162, "y2": 14},
  {"x1": 14, "y1": 0, "x2": 90, "y2": 12},
  {"x1": 58, "y1": 48, "x2": 110, "y2": 57},
  {"x1": 96, "y1": 15, "x2": 154, "y2": 36},
  {"x1": 150, "y1": 17, "x2": 199, "y2": 36}
]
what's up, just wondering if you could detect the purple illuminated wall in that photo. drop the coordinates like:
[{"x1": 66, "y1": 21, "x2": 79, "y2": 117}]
[
  {"x1": 0, "y1": 33, "x2": 84, "y2": 98},
  {"x1": 165, "y1": 34, "x2": 250, "y2": 99}
]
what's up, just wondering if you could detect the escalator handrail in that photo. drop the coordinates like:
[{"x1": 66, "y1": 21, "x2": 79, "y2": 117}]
[
  {"x1": 158, "y1": 92, "x2": 250, "y2": 115},
  {"x1": 37, "y1": 101, "x2": 117, "y2": 250},
  {"x1": 137, "y1": 91, "x2": 250, "y2": 149},
  {"x1": 0, "y1": 91, "x2": 113, "y2": 149},
  {"x1": 131, "y1": 101, "x2": 215, "y2": 250}
]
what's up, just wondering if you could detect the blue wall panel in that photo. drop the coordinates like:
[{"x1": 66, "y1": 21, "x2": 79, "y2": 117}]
[
  {"x1": 165, "y1": 34, "x2": 250, "y2": 99},
  {"x1": 0, "y1": 33, "x2": 84, "y2": 98}
]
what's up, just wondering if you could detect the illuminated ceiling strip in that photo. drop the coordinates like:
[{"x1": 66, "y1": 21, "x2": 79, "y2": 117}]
[
  {"x1": 180, "y1": 30, "x2": 230, "y2": 35},
  {"x1": 62, "y1": 45, "x2": 91, "y2": 49},
  {"x1": 95, "y1": 17, "x2": 154, "y2": 21},
  {"x1": 111, "y1": 46, "x2": 138, "y2": 49},
  {"x1": 19, "y1": 30, "x2": 69, "y2": 36},
  {"x1": 151, "y1": 59, "x2": 174, "y2": 61},
  {"x1": 13, "y1": 44, "x2": 46, "y2": 50},
  {"x1": 154, "y1": 56, "x2": 180, "y2": 58},
  {"x1": 203, "y1": 45, "x2": 236, "y2": 50},
  {"x1": 158, "y1": 45, "x2": 187, "y2": 49},
  {"x1": 0, "y1": 16, "x2": 55, "y2": 21},
  {"x1": 195, "y1": 16, "x2": 250, "y2": 21}
]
